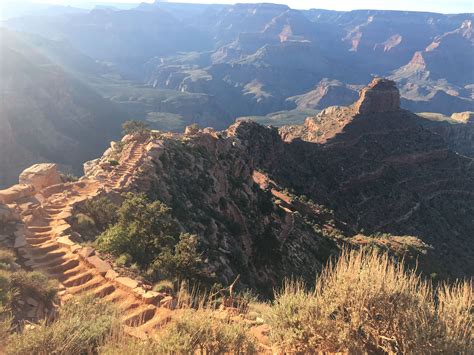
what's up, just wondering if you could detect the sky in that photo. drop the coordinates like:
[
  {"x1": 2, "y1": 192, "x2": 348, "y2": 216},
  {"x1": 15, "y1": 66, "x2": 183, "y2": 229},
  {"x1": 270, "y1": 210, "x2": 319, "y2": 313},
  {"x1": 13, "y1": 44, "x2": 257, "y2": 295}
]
[{"x1": 19, "y1": 0, "x2": 474, "y2": 14}]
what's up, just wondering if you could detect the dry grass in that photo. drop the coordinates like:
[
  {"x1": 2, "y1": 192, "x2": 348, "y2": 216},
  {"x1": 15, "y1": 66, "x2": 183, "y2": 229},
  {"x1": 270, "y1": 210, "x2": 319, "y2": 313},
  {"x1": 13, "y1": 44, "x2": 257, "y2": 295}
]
[
  {"x1": 268, "y1": 249, "x2": 473, "y2": 353},
  {"x1": 155, "y1": 308, "x2": 258, "y2": 354},
  {"x1": 100, "y1": 308, "x2": 258, "y2": 355},
  {"x1": 2, "y1": 247, "x2": 471, "y2": 354},
  {"x1": 6, "y1": 295, "x2": 120, "y2": 355},
  {"x1": 436, "y1": 281, "x2": 473, "y2": 353}
]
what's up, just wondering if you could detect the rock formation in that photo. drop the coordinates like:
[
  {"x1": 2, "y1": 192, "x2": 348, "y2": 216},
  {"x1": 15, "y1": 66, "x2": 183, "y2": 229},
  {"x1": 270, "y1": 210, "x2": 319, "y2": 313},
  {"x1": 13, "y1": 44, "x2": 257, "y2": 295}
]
[
  {"x1": 353, "y1": 78, "x2": 401, "y2": 114},
  {"x1": 19, "y1": 163, "x2": 62, "y2": 192}
]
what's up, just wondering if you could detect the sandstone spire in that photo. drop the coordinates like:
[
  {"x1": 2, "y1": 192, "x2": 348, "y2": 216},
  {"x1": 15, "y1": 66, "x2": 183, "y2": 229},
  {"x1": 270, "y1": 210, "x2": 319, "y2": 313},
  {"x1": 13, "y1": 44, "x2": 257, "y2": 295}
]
[{"x1": 354, "y1": 78, "x2": 401, "y2": 114}]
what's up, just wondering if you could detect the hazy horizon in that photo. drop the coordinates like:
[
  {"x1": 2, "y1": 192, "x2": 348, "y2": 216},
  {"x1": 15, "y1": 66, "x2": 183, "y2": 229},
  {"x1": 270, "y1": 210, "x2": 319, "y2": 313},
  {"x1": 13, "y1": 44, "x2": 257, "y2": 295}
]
[{"x1": 6, "y1": 0, "x2": 474, "y2": 14}]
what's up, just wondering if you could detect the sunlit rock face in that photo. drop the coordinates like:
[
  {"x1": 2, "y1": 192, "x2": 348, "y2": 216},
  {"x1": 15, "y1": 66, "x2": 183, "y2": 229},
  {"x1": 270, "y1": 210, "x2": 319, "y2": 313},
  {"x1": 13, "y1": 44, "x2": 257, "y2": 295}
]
[{"x1": 354, "y1": 78, "x2": 401, "y2": 114}]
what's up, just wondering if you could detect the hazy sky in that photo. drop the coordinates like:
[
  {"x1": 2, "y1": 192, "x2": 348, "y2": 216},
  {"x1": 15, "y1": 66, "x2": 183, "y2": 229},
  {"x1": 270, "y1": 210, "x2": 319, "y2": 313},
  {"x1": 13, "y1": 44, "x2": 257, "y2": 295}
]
[{"x1": 25, "y1": 0, "x2": 474, "y2": 13}]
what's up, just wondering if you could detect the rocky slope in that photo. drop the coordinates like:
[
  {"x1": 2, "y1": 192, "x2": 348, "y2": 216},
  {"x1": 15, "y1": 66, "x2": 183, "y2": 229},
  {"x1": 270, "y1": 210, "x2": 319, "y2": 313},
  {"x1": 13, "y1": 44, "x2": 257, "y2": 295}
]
[
  {"x1": 84, "y1": 129, "x2": 342, "y2": 295},
  {"x1": 417, "y1": 112, "x2": 474, "y2": 158},
  {"x1": 275, "y1": 79, "x2": 474, "y2": 278},
  {"x1": 81, "y1": 79, "x2": 474, "y2": 285}
]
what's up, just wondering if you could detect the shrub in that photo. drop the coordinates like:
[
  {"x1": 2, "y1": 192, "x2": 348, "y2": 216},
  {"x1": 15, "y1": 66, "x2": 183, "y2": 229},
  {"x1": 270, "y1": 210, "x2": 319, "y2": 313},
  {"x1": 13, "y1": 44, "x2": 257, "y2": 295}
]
[
  {"x1": 7, "y1": 270, "x2": 57, "y2": 306},
  {"x1": 0, "y1": 250, "x2": 15, "y2": 271},
  {"x1": 11, "y1": 271, "x2": 57, "y2": 304},
  {"x1": 153, "y1": 280, "x2": 174, "y2": 294},
  {"x1": 99, "y1": 337, "x2": 159, "y2": 355},
  {"x1": 82, "y1": 197, "x2": 118, "y2": 232},
  {"x1": 97, "y1": 193, "x2": 179, "y2": 269},
  {"x1": 0, "y1": 306, "x2": 12, "y2": 348},
  {"x1": 268, "y1": 249, "x2": 473, "y2": 353},
  {"x1": 73, "y1": 213, "x2": 96, "y2": 239},
  {"x1": 6, "y1": 295, "x2": 119, "y2": 354},
  {"x1": 60, "y1": 173, "x2": 79, "y2": 183},
  {"x1": 115, "y1": 253, "x2": 132, "y2": 267},
  {"x1": 0, "y1": 270, "x2": 13, "y2": 306},
  {"x1": 122, "y1": 120, "x2": 149, "y2": 136},
  {"x1": 108, "y1": 159, "x2": 119, "y2": 167},
  {"x1": 155, "y1": 309, "x2": 258, "y2": 354},
  {"x1": 153, "y1": 233, "x2": 205, "y2": 282}
]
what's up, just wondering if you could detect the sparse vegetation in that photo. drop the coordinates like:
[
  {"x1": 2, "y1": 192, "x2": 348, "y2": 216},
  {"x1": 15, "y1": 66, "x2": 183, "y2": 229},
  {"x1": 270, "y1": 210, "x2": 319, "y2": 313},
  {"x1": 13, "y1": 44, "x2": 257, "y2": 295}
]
[
  {"x1": 153, "y1": 279, "x2": 175, "y2": 294},
  {"x1": 0, "y1": 249, "x2": 58, "y2": 312},
  {"x1": 59, "y1": 173, "x2": 79, "y2": 183}
]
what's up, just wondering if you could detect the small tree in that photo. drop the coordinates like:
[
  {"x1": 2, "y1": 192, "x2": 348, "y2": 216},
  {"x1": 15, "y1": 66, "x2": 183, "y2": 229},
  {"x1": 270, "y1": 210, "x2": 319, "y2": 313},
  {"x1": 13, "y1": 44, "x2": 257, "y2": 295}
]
[
  {"x1": 97, "y1": 193, "x2": 179, "y2": 268},
  {"x1": 154, "y1": 233, "x2": 205, "y2": 281},
  {"x1": 121, "y1": 120, "x2": 149, "y2": 136}
]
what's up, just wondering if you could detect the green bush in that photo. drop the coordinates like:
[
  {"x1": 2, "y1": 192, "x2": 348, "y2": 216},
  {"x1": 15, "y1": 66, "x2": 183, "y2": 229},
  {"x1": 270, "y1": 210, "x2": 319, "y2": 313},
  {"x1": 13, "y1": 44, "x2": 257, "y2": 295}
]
[
  {"x1": 0, "y1": 250, "x2": 15, "y2": 271},
  {"x1": 108, "y1": 160, "x2": 119, "y2": 167},
  {"x1": 152, "y1": 233, "x2": 205, "y2": 282},
  {"x1": 122, "y1": 120, "x2": 149, "y2": 136},
  {"x1": 98, "y1": 193, "x2": 179, "y2": 269},
  {"x1": 1, "y1": 270, "x2": 58, "y2": 307},
  {"x1": 12, "y1": 271, "x2": 57, "y2": 304},
  {"x1": 82, "y1": 197, "x2": 118, "y2": 232},
  {"x1": 152, "y1": 280, "x2": 174, "y2": 294},
  {"x1": 6, "y1": 295, "x2": 119, "y2": 354},
  {"x1": 115, "y1": 253, "x2": 132, "y2": 267},
  {"x1": 98, "y1": 194, "x2": 208, "y2": 283}
]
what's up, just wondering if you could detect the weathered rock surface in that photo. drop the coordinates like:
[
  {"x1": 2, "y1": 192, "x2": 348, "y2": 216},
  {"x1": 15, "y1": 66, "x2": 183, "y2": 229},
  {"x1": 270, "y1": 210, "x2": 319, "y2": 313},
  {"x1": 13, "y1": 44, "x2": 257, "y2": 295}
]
[
  {"x1": 19, "y1": 163, "x2": 61, "y2": 192},
  {"x1": 0, "y1": 184, "x2": 35, "y2": 204}
]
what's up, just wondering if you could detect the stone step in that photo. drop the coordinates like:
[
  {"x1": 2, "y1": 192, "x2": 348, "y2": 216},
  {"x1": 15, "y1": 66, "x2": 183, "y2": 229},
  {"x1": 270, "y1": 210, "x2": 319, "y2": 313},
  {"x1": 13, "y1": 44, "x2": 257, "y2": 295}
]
[
  {"x1": 47, "y1": 258, "x2": 80, "y2": 274},
  {"x1": 63, "y1": 270, "x2": 95, "y2": 287},
  {"x1": 123, "y1": 305, "x2": 157, "y2": 327},
  {"x1": 67, "y1": 275, "x2": 105, "y2": 295}
]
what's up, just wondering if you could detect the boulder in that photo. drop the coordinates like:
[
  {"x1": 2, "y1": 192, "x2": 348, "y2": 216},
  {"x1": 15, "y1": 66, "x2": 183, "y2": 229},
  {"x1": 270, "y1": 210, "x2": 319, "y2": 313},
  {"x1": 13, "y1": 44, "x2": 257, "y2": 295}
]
[
  {"x1": 354, "y1": 78, "x2": 400, "y2": 114},
  {"x1": 19, "y1": 164, "x2": 62, "y2": 192}
]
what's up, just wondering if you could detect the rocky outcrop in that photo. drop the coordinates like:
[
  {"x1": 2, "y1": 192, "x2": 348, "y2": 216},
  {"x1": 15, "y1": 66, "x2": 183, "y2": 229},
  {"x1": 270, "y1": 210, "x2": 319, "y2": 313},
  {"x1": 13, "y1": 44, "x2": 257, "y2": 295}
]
[
  {"x1": 354, "y1": 78, "x2": 401, "y2": 114},
  {"x1": 19, "y1": 163, "x2": 61, "y2": 192},
  {"x1": 0, "y1": 184, "x2": 35, "y2": 204}
]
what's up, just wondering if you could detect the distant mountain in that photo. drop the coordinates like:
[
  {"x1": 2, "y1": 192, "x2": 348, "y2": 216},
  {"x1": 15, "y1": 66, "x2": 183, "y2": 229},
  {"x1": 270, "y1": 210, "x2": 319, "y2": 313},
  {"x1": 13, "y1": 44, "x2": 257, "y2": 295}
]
[
  {"x1": 0, "y1": 30, "x2": 126, "y2": 187},
  {"x1": 5, "y1": 4, "x2": 473, "y2": 119}
]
